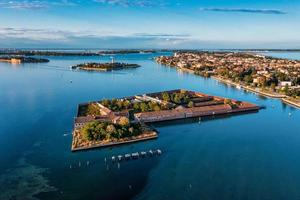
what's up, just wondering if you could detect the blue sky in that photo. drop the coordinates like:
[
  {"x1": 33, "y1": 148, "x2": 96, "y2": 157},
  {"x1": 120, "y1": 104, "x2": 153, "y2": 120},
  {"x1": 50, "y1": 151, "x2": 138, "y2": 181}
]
[{"x1": 0, "y1": 0, "x2": 300, "y2": 49}]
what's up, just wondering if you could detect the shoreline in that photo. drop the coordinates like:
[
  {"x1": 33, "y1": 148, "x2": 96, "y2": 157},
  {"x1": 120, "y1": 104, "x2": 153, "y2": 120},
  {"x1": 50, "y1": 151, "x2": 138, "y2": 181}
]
[
  {"x1": 71, "y1": 131, "x2": 158, "y2": 151},
  {"x1": 71, "y1": 62, "x2": 140, "y2": 72},
  {"x1": 212, "y1": 76, "x2": 300, "y2": 108},
  {"x1": 282, "y1": 98, "x2": 300, "y2": 109},
  {"x1": 161, "y1": 64, "x2": 300, "y2": 109}
]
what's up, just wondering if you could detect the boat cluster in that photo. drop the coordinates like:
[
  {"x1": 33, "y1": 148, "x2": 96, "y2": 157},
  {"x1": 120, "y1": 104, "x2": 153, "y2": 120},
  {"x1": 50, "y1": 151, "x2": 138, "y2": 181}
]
[{"x1": 111, "y1": 149, "x2": 162, "y2": 162}]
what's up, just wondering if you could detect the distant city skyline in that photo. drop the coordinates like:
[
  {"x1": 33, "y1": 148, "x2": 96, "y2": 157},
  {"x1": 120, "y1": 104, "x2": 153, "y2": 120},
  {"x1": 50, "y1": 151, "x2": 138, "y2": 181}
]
[{"x1": 0, "y1": 0, "x2": 299, "y2": 48}]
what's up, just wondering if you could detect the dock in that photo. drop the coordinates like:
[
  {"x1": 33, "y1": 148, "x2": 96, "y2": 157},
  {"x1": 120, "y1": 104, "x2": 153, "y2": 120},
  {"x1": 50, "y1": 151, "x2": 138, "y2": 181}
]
[
  {"x1": 111, "y1": 149, "x2": 162, "y2": 162},
  {"x1": 68, "y1": 149, "x2": 163, "y2": 170}
]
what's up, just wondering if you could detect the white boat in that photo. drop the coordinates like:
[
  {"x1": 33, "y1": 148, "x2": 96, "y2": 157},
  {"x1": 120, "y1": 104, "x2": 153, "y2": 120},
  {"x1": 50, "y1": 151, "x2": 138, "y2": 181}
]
[
  {"x1": 157, "y1": 149, "x2": 162, "y2": 155},
  {"x1": 111, "y1": 156, "x2": 116, "y2": 162},
  {"x1": 118, "y1": 155, "x2": 123, "y2": 161},
  {"x1": 125, "y1": 154, "x2": 131, "y2": 160}
]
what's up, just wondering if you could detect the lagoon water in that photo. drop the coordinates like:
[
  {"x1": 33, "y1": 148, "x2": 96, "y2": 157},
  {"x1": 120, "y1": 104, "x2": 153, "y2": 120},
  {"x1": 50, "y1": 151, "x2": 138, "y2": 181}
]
[{"x1": 0, "y1": 52, "x2": 300, "y2": 200}]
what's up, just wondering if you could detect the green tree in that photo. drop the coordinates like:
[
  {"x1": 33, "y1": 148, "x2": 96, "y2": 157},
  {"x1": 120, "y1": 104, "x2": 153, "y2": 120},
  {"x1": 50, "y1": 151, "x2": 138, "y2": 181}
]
[
  {"x1": 101, "y1": 99, "x2": 110, "y2": 107},
  {"x1": 224, "y1": 98, "x2": 232, "y2": 105},
  {"x1": 162, "y1": 92, "x2": 170, "y2": 101},
  {"x1": 116, "y1": 100, "x2": 124, "y2": 110},
  {"x1": 123, "y1": 100, "x2": 131, "y2": 109},
  {"x1": 133, "y1": 102, "x2": 140, "y2": 111},
  {"x1": 187, "y1": 101, "x2": 194, "y2": 108},
  {"x1": 140, "y1": 102, "x2": 148, "y2": 112},
  {"x1": 153, "y1": 105, "x2": 161, "y2": 111},
  {"x1": 173, "y1": 93, "x2": 182, "y2": 104},
  {"x1": 243, "y1": 75, "x2": 253, "y2": 84}
]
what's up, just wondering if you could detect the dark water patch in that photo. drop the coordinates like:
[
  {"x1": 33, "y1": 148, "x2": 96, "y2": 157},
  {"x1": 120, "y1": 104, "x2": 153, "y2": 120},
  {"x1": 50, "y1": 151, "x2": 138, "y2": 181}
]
[{"x1": 0, "y1": 157, "x2": 57, "y2": 200}]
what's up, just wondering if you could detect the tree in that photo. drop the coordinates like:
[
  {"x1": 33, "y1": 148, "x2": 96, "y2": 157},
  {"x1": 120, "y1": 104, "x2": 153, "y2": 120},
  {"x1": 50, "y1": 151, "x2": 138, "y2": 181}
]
[
  {"x1": 153, "y1": 105, "x2": 161, "y2": 111},
  {"x1": 101, "y1": 99, "x2": 110, "y2": 107},
  {"x1": 173, "y1": 93, "x2": 181, "y2": 104},
  {"x1": 123, "y1": 100, "x2": 131, "y2": 109},
  {"x1": 106, "y1": 124, "x2": 116, "y2": 134},
  {"x1": 140, "y1": 102, "x2": 148, "y2": 112},
  {"x1": 133, "y1": 102, "x2": 140, "y2": 111},
  {"x1": 116, "y1": 100, "x2": 124, "y2": 110},
  {"x1": 82, "y1": 125, "x2": 94, "y2": 141},
  {"x1": 243, "y1": 75, "x2": 253, "y2": 84},
  {"x1": 162, "y1": 92, "x2": 170, "y2": 101},
  {"x1": 187, "y1": 101, "x2": 194, "y2": 108},
  {"x1": 118, "y1": 116, "x2": 130, "y2": 126},
  {"x1": 224, "y1": 98, "x2": 232, "y2": 105}
]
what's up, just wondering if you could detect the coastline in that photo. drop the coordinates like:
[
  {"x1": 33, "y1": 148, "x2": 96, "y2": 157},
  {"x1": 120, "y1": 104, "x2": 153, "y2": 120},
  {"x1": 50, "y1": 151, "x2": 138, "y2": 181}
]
[
  {"x1": 282, "y1": 98, "x2": 300, "y2": 109},
  {"x1": 71, "y1": 131, "x2": 158, "y2": 151},
  {"x1": 161, "y1": 63, "x2": 300, "y2": 109}
]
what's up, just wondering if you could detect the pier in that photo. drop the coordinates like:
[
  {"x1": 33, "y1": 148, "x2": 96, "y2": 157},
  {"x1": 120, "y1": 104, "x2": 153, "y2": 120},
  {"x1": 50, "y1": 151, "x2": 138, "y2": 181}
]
[
  {"x1": 111, "y1": 149, "x2": 162, "y2": 162},
  {"x1": 68, "y1": 149, "x2": 163, "y2": 170}
]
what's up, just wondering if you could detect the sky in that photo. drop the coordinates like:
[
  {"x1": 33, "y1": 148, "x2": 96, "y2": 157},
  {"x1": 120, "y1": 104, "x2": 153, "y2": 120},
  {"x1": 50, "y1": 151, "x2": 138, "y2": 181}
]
[{"x1": 0, "y1": 0, "x2": 300, "y2": 49}]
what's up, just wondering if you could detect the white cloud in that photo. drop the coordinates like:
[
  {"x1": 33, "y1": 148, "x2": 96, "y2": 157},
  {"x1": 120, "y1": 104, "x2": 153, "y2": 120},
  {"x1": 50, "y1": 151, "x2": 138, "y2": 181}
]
[
  {"x1": 93, "y1": 0, "x2": 165, "y2": 7},
  {"x1": 0, "y1": 0, "x2": 79, "y2": 9},
  {"x1": 200, "y1": 8, "x2": 287, "y2": 15}
]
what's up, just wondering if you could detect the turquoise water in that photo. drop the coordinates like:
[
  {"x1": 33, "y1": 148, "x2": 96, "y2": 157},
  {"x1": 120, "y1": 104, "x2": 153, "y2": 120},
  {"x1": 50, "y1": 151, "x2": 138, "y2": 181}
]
[{"x1": 0, "y1": 52, "x2": 300, "y2": 200}]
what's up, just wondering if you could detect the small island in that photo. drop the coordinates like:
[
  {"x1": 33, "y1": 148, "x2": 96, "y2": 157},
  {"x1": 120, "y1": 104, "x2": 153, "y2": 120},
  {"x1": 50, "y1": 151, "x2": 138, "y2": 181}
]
[
  {"x1": 72, "y1": 89, "x2": 261, "y2": 151},
  {"x1": 0, "y1": 56, "x2": 49, "y2": 64},
  {"x1": 71, "y1": 62, "x2": 140, "y2": 71}
]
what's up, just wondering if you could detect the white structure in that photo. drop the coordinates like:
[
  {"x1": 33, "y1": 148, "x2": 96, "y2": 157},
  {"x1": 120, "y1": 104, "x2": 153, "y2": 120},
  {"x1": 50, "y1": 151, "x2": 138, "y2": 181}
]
[{"x1": 280, "y1": 81, "x2": 292, "y2": 87}]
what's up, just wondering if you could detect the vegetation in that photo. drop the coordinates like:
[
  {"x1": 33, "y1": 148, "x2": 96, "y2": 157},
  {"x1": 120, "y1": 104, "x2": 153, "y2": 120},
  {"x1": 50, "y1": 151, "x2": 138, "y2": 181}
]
[
  {"x1": 81, "y1": 121, "x2": 143, "y2": 141},
  {"x1": 224, "y1": 98, "x2": 239, "y2": 109},
  {"x1": 100, "y1": 98, "x2": 167, "y2": 112},
  {"x1": 72, "y1": 62, "x2": 140, "y2": 71},
  {"x1": 161, "y1": 90, "x2": 196, "y2": 105},
  {"x1": 78, "y1": 104, "x2": 101, "y2": 116},
  {"x1": 0, "y1": 56, "x2": 49, "y2": 63},
  {"x1": 187, "y1": 101, "x2": 194, "y2": 108},
  {"x1": 101, "y1": 98, "x2": 131, "y2": 111}
]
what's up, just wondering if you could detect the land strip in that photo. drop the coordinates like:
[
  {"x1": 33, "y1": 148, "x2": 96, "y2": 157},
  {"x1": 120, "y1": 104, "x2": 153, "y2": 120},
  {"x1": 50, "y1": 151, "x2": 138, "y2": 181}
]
[{"x1": 156, "y1": 52, "x2": 300, "y2": 108}]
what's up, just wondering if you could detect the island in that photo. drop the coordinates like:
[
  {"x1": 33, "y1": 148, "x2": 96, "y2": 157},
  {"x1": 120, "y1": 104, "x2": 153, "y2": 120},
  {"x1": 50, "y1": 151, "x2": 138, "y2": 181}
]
[
  {"x1": 0, "y1": 56, "x2": 49, "y2": 64},
  {"x1": 72, "y1": 89, "x2": 261, "y2": 151},
  {"x1": 156, "y1": 52, "x2": 300, "y2": 108},
  {"x1": 98, "y1": 50, "x2": 157, "y2": 55},
  {"x1": 0, "y1": 49, "x2": 159, "y2": 56},
  {"x1": 71, "y1": 62, "x2": 140, "y2": 71}
]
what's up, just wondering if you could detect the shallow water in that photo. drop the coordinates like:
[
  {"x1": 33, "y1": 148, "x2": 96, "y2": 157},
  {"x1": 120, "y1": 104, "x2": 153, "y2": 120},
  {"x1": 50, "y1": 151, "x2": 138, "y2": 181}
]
[{"x1": 0, "y1": 52, "x2": 300, "y2": 200}]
